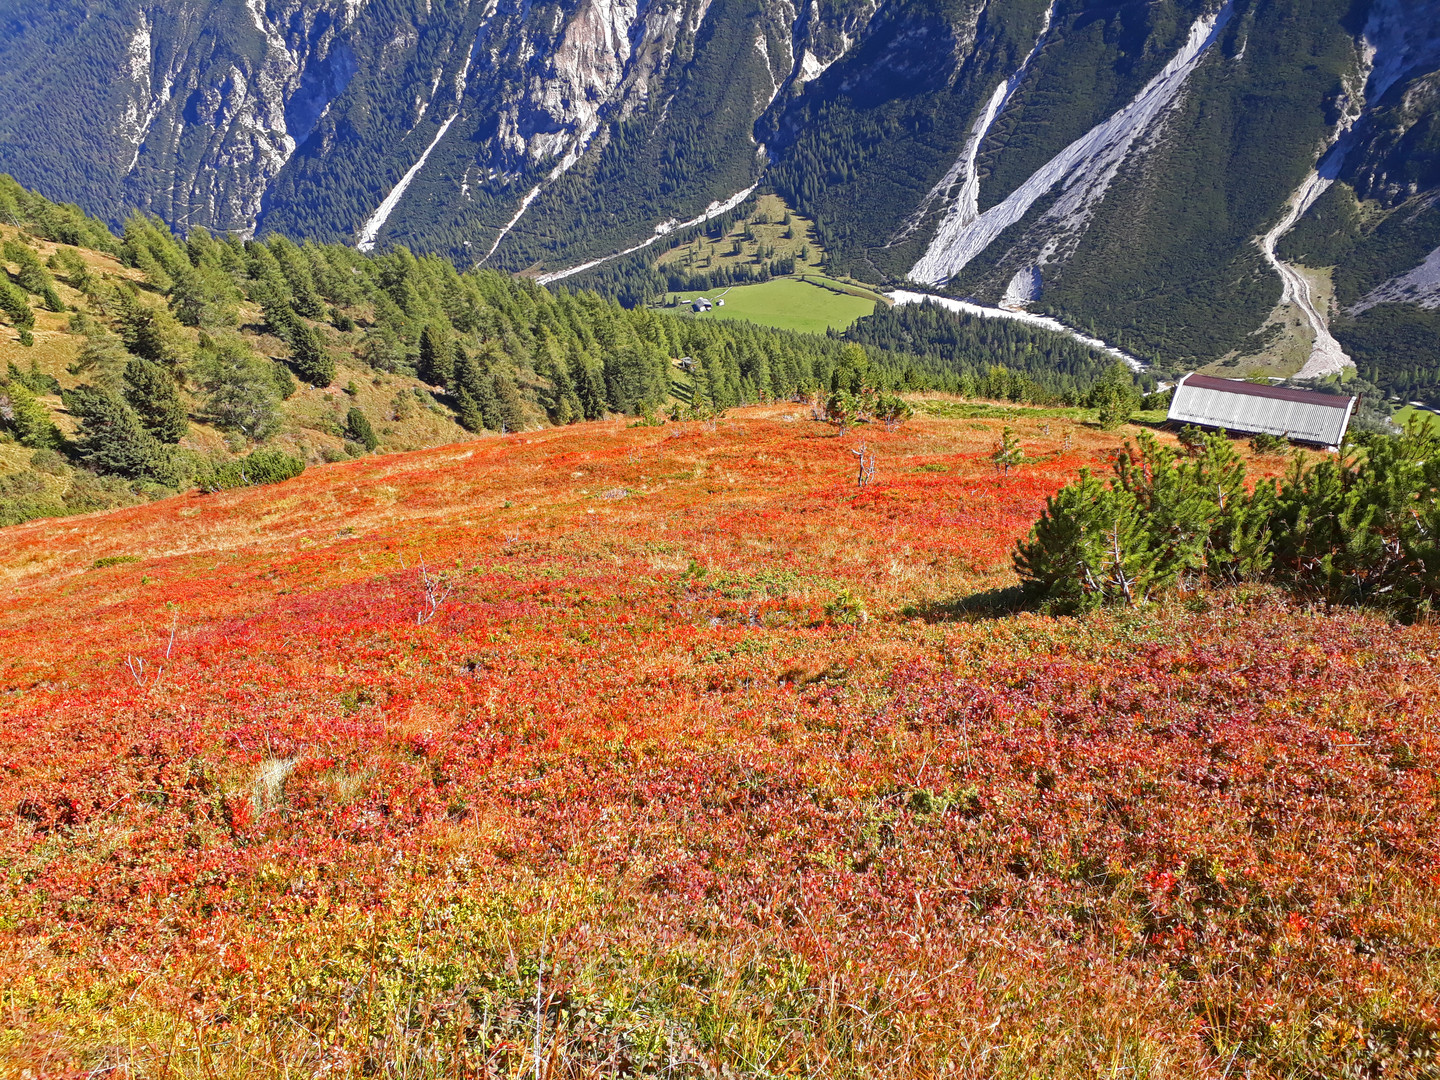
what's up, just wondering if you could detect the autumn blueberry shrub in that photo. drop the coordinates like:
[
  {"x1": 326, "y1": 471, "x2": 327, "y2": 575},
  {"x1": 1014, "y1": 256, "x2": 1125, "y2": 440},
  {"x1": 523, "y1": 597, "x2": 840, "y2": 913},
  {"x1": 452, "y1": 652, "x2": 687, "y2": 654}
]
[{"x1": 1, "y1": 408, "x2": 1434, "y2": 1079}]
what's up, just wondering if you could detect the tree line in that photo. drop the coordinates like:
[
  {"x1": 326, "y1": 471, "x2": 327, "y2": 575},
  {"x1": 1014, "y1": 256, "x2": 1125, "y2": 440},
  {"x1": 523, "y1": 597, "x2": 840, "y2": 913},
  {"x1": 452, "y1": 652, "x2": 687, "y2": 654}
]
[{"x1": 1, "y1": 172, "x2": 1160, "y2": 530}]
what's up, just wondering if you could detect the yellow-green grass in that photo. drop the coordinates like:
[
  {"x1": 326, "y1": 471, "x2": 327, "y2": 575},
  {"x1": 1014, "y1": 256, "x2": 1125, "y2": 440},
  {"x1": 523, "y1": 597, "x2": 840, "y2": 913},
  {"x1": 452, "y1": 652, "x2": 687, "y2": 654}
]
[
  {"x1": 654, "y1": 193, "x2": 823, "y2": 278},
  {"x1": 1395, "y1": 405, "x2": 1440, "y2": 433},
  {"x1": 683, "y1": 277, "x2": 876, "y2": 335}
]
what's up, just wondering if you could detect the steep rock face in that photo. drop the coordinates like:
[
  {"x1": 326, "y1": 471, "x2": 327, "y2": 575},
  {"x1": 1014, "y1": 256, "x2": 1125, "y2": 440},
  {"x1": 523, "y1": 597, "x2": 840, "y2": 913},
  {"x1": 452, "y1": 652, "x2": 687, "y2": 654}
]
[
  {"x1": 1272, "y1": 0, "x2": 1440, "y2": 390},
  {"x1": 763, "y1": 0, "x2": 1440, "y2": 370},
  {"x1": 0, "y1": 0, "x2": 360, "y2": 234},
  {"x1": 0, "y1": 0, "x2": 861, "y2": 264},
  {"x1": 2, "y1": 0, "x2": 1438, "y2": 381}
]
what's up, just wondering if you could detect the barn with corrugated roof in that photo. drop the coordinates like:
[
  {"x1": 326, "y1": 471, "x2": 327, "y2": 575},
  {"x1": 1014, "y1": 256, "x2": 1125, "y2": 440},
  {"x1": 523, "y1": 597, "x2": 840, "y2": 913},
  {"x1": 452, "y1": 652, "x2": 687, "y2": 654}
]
[{"x1": 1166, "y1": 374, "x2": 1357, "y2": 448}]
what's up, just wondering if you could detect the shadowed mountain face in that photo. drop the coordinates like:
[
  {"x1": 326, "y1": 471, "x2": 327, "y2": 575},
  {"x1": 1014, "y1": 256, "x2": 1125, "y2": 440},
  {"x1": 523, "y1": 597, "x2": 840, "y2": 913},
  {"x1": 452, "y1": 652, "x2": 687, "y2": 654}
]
[{"x1": 1, "y1": 0, "x2": 1437, "y2": 378}]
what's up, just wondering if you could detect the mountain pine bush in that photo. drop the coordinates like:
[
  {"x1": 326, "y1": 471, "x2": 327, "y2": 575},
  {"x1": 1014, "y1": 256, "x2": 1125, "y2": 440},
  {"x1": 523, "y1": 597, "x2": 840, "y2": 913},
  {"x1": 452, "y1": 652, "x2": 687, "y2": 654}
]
[
  {"x1": 1018, "y1": 423, "x2": 1440, "y2": 619},
  {"x1": 201, "y1": 449, "x2": 305, "y2": 491}
]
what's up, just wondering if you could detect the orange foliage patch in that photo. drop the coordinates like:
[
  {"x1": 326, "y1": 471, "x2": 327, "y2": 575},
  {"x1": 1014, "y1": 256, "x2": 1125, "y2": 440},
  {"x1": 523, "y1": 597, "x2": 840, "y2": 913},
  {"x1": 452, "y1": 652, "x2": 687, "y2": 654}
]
[{"x1": 0, "y1": 407, "x2": 1434, "y2": 1078}]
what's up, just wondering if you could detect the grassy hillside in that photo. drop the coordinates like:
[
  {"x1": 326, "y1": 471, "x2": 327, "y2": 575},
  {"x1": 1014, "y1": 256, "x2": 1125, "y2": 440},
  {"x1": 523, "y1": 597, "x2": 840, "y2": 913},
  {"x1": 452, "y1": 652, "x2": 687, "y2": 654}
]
[
  {"x1": 668, "y1": 277, "x2": 878, "y2": 333},
  {"x1": 1, "y1": 405, "x2": 1434, "y2": 1078},
  {"x1": 3, "y1": 175, "x2": 1172, "y2": 533}
]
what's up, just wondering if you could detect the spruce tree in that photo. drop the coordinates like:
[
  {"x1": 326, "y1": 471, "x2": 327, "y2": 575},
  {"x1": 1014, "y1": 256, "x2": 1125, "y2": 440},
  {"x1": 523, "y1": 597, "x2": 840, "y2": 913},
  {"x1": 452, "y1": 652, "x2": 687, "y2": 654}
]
[
  {"x1": 289, "y1": 322, "x2": 336, "y2": 387},
  {"x1": 268, "y1": 237, "x2": 324, "y2": 319},
  {"x1": 538, "y1": 360, "x2": 581, "y2": 424},
  {"x1": 64, "y1": 385, "x2": 170, "y2": 482},
  {"x1": 418, "y1": 326, "x2": 454, "y2": 388},
  {"x1": 454, "y1": 348, "x2": 502, "y2": 430},
  {"x1": 114, "y1": 289, "x2": 185, "y2": 365},
  {"x1": 345, "y1": 407, "x2": 379, "y2": 451},
  {"x1": 492, "y1": 370, "x2": 525, "y2": 433},
  {"x1": 123, "y1": 357, "x2": 188, "y2": 443},
  {"x1": 572, "y1": 353, "x2": 607, "y2": 420},
  {"x1": 455, "y1": 385, "x2": 485, "y2": 433}
]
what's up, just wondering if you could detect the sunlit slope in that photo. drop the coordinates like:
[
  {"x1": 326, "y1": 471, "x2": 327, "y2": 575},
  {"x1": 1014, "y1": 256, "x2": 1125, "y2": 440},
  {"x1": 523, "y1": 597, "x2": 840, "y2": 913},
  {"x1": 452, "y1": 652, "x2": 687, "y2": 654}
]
[{"x1": 0, "y1": 406, "x2": 1433, "y2": 1080}]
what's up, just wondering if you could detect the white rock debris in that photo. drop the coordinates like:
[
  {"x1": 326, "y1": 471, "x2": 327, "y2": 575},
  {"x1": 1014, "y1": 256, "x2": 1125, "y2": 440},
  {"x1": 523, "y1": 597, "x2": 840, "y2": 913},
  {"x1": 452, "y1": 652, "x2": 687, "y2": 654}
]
[
  {"x1": 910, "y1": 0, "x2": 1234, "y2": 286},
  {"x1": 355, "y1": 0, "x2": 497, "y2": 252},
  {"x1": 357, "y1": 114, "x2": 461, "y2": 252},
  {"x1": 889, "y1": 289, "x2": 1144, "y2": 370},
  {"x1": 119, "y1": 14, "x2": 155, "y2": 173},
  {"x1": 1001, "y1": 265, "x2": 1042, "y2": 307},
  {"x1": 1258, "y1": 157, "x2": 1355, "y2": 379},
  {"x1": 893, "y1": 0, "x2": 1055, "y2": 249},
  {"x1": 535, "y1": 184, "x2": 759, "y2": 283},
  {"x1": 1360, "y1": 0, "x2": 1440, "y2": 105},
  {"x1": 797, "y1": 50, "x2": 827, "y2": 83},
  {"x1": 1353, "y1": 244, "x2": 1440, "y2": 312},
  {"x1": 483, "y1": 184, "x2": 545, "y2": 261}
]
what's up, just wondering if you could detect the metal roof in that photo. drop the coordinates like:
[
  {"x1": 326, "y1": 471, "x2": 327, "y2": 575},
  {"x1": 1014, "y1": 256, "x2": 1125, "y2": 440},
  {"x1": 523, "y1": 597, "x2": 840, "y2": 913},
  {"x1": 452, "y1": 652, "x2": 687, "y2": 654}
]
[{"x1": 1167, "y1": 374, "x2": 1356, "y2": 447}]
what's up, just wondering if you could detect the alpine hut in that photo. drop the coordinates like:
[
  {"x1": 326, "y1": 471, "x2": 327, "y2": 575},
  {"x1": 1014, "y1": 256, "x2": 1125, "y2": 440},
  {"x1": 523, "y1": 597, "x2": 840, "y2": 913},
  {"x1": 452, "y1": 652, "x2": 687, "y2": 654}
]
[{"x1": 1167, "y1": 374, "x2": 1357, "y2": 449}]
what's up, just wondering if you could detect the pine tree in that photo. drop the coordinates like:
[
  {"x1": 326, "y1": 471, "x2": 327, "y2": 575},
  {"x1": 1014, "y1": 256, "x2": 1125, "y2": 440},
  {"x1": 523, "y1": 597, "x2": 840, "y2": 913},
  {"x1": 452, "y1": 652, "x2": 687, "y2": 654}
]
[
  {"x1": 68, "y1": 329, "x2": 131, "y2": 391},
  {"x1": 47, "y1": 247, "x2": 94, "y2": 293},
  {"x1": 123, "y1": 357, "x2": 188, "y2": 443}
]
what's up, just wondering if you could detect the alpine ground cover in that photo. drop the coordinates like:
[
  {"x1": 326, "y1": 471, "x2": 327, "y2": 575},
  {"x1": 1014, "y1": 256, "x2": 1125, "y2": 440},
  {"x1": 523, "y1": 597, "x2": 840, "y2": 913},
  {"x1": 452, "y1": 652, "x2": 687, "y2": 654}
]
[{"x1": 0, "y1": 405, "x2": 1436, "y2": 1078}]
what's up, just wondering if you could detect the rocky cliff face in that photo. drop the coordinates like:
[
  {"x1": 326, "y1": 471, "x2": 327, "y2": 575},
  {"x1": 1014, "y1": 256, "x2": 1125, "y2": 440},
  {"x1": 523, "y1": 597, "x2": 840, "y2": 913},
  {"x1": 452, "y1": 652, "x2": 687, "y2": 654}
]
[
  {"x1": 0, "y1": 0, "x2": 862, "y2": 255},
  {"x1": 1, "y1": 0, "x2": 1437, "y2": 376}
]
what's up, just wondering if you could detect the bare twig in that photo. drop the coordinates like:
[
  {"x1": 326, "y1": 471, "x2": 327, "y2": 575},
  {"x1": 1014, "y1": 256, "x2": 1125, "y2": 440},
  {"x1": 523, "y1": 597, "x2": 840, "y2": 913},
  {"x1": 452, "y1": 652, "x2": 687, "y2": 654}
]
[
  {"x1": 851, "y1": 442, "x2": 876, "y2": 489},
  {"x1": 533, "y1": 911, "x2": 550, "y2": 1080},
  {"x1": 123, "y1": 608, "x2": 180, "y2": 690},
  {"x1": 415, "y1": 559, "x2": 456, "y2": 625}
]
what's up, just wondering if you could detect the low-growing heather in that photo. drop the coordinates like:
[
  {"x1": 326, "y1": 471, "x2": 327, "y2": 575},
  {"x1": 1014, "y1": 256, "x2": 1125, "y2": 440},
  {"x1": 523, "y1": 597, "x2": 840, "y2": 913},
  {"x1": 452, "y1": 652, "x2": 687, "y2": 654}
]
[{"x1": 0, "y1": 408, "x2": 1433, "y2": 1078}]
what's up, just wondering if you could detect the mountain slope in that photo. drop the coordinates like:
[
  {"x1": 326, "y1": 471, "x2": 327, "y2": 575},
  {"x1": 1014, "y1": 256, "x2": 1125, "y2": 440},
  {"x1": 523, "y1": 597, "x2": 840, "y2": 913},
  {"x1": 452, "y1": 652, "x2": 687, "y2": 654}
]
[
  {"x1": 2, "y1": 0, "x2": 1438, "y2": 386},
  {"x1": 3, "y1": 404, "x2": 1437, "y2": 1078}
]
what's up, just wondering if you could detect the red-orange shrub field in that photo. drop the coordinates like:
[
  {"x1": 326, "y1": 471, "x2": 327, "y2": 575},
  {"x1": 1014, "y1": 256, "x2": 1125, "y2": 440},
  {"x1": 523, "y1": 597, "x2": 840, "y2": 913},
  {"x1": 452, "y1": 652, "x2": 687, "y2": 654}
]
[{"x1": 0, "y1": 404, "x2": 1436, "y2": 1079}]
